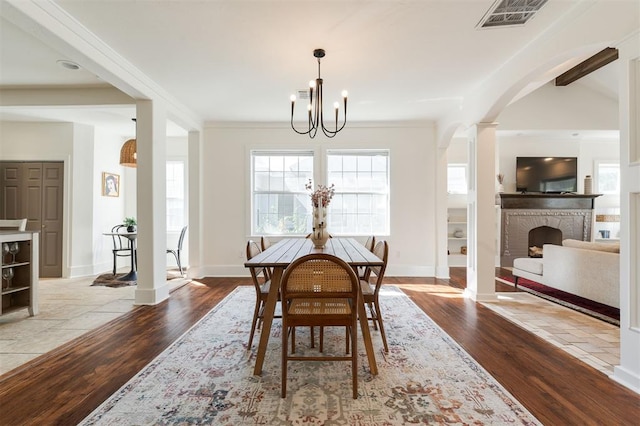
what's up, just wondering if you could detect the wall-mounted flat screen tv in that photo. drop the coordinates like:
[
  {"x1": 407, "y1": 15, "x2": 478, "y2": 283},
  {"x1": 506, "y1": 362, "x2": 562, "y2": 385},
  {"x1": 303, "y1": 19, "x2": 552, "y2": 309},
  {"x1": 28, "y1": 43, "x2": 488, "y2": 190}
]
[{"x1": 516, "y1": 157, "x2": 578, "y2": 193}]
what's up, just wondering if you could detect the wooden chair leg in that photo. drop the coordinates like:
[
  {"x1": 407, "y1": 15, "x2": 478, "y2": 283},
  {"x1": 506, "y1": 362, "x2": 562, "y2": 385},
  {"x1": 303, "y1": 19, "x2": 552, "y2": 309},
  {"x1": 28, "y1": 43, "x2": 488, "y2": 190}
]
[
  {"x1": 373, "y1": 300, "x2": 389, "y2": 352},
  {"x1": 345, "y1": 327, "x2": 350, "y2": 354},
  {"x1": 368, "y1": 302, "x2": 378, "y2": 330},
  {"x1": 351, "y1": 322, "x2": 358, "y2": 399},
  {"x1": 282, "y1": 324, "x2": 288, "y2": 398},
  {"x1": 291, "y1": 327, "x2": 296, "y2": 353},
  {"x1": 247, "y1": 301, "x2": 261, "y2": 349}
]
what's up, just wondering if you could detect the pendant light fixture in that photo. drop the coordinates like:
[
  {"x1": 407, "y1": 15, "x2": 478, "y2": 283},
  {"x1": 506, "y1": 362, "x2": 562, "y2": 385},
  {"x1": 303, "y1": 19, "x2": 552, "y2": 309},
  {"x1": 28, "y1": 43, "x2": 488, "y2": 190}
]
[
  {"x1": 290, "y1": 49, "x2": 348, "y2": 138},
  {"x1": 119, "y1": 118, "x2": 137, "y2": 167}
]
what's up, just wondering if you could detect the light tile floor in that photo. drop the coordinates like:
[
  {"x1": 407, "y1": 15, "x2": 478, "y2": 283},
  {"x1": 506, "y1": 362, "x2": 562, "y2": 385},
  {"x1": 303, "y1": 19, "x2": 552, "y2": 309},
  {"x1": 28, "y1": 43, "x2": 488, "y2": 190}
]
[
  {"x1": 0, "y1": 276, "x2": 619, "y2": 378},
  {"x1": 482, "y1": 291, "x2": 619, "y2": 376},
  {"x1": 0, "y1": 273, "x2": 188, "y2": 375}
]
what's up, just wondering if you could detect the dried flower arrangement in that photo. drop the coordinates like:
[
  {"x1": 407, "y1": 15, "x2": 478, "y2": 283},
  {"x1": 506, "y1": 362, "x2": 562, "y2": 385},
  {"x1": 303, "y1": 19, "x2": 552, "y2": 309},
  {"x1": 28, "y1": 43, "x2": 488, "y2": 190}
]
[
  {"x1": 496, "y1": 173, "x2": 504, "y2": 184},
  {"x1": 305, "y1": 179, "x2": 335, "y2": 208}
]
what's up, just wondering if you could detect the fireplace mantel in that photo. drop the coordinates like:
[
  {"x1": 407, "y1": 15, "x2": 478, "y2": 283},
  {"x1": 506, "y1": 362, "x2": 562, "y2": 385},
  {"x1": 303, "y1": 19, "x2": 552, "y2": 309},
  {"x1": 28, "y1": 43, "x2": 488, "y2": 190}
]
[{"x1": 498, "y1": 193, "x2": 601, "y2": 209}]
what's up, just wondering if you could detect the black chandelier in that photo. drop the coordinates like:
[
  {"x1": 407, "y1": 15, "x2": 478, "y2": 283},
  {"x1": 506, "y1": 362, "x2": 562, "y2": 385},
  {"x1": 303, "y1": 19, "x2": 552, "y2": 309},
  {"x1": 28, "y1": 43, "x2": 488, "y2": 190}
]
[{"x1": 290, "y1": 49, "x2": 348, "y2": 138}]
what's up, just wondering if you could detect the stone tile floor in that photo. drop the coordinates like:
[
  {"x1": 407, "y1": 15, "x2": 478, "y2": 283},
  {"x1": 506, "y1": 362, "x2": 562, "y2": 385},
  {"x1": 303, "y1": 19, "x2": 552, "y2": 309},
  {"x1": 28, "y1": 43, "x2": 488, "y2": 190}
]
[
  {"x1": 0, "y1": 272, "x2": 188, "y2": 375},
  {"x1": 0, "y1": 275, "x2": 619, "y2": 378},
  {"x1": 482, "y1": 291, "x2": 619, "y2": 376}
]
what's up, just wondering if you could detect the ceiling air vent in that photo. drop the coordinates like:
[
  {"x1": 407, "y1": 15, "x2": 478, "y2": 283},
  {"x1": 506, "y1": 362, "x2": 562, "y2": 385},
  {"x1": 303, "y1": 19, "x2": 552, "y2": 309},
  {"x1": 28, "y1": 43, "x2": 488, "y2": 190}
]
[
  {"x1": 296, "y1": 89, "x2": 310, "y2": 100},
  {"x1": 477, "y1": 0, "x2": 548, "y2": 29}
]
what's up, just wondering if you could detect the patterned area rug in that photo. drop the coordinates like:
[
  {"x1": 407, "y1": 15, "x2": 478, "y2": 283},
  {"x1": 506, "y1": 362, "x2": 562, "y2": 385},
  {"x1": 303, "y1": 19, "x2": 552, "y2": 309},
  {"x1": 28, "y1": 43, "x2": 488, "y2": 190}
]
[
  {"x1": 497, "y1": 275, "x2": 619, "y2": 326},
  {"x1": 91, "y1": 273, "x2": 136, "y2": 288},
  {"x1": 91, "y1": 270, "x2": 185, "y2": 288},
  {"x1": 80, "y1": 286, "x2": 540, "y2": 425}
]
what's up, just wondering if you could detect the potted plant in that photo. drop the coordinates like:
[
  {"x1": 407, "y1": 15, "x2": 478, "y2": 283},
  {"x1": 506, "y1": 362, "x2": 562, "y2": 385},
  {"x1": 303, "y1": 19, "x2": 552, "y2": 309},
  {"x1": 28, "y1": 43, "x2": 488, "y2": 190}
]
[{"x1": 124, "y1": 217, "x2": 137, "y2": 232}]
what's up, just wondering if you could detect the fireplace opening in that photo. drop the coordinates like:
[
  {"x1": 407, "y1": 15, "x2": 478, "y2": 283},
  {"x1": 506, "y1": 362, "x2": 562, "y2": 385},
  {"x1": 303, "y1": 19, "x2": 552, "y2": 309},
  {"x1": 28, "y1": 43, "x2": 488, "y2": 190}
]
[{"x1": 528, "y1": 226, "x2": 562, "y2": 257}]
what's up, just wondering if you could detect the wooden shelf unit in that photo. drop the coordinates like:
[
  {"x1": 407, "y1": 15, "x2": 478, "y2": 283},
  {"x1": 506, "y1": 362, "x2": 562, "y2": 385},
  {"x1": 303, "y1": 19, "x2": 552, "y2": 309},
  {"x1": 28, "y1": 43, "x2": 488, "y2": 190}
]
[{"x1": 1, "y1": 231, "x2": 39, "y2": 316}]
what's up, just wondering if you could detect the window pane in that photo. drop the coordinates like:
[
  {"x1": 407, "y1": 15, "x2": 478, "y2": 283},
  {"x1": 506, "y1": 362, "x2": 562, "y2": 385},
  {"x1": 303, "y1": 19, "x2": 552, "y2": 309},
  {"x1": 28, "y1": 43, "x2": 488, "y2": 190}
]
[
  {"x1": 448, "y1": 164, "x2": 467, "y2": 194},
  {"x1": 166, "y1": 161, "x2": 185, "y2": 232},
  {"x1": 597, "y1": 163, "x2": 620, "y2": 194},
  {"x1": 251, "y1": 151, "x2": 313, "y2": 235},
  {"x1": 326, "y1": 151, "x2": 390, "y2": 235}
]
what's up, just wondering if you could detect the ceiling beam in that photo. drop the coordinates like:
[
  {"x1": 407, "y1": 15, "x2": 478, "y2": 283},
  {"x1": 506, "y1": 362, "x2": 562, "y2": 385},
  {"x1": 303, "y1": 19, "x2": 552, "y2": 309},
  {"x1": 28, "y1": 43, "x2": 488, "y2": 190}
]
[{"x1": 555, "y1": 47, "x2": 619, "y2": 86}]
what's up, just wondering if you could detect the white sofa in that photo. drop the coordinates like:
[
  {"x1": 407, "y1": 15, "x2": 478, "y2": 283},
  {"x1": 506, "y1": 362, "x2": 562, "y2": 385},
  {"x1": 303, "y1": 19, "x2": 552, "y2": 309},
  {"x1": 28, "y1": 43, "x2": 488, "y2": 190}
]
[{"x1": 512, "y1": 239, "x2": 620, "y2": 308}]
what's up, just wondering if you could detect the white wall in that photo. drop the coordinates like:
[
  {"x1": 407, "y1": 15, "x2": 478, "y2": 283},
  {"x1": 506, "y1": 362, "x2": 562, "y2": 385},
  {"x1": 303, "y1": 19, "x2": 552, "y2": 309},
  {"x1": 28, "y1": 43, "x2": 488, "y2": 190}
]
[
  {"x1": 69, "y1": 123, "x2": 96, "y2": 276},
  {"x1": 202, "y1": 124, "x2": 438, "y2": 277},
  {"x1": 497, "y1": 81, "x2": 619, "y2": 131},
  {"x1": 93, "y1": 127, "x2": 128, "y2": 273},
  {"x1": 166, "y1": 136, "x2": 189, "y2": 269}
]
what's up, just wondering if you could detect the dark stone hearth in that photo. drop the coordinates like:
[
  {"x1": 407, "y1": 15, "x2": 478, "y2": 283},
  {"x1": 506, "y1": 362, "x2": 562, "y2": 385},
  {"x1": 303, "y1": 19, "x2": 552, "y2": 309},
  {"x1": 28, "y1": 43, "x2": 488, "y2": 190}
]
[{"x1": 499, "y1": 194, "x2": 596, "y2": 267}]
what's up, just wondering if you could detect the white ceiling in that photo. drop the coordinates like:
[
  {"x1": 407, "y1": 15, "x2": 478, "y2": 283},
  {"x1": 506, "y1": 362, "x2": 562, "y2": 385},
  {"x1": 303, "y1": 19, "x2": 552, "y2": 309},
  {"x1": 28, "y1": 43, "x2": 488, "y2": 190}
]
[{"x1": 0, "y1": 0, "x2": 635, "y2": 138}]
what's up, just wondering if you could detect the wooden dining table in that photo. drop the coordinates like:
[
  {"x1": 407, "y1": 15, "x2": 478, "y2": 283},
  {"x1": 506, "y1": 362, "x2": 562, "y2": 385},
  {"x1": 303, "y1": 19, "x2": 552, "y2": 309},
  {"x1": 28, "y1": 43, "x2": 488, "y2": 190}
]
[{"x1": 244, "y1": 237, "x2": 383, "y2": 376}]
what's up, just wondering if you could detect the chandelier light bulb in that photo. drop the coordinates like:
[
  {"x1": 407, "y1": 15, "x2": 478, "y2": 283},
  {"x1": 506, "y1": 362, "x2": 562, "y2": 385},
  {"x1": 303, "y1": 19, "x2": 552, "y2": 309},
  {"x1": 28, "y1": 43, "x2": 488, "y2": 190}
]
[
  {"x1": 309, "y1": 80, "x2": 315, "y2": 88},
  {"x1": 333, "y1": 102, "x2": 339, "y2": 110},
  {"x1": 342, "y1": 90, "x2": 348, "y2": 98},
  {"x1": 290, "y1": 94, "x2": 296, "y2": 102}
]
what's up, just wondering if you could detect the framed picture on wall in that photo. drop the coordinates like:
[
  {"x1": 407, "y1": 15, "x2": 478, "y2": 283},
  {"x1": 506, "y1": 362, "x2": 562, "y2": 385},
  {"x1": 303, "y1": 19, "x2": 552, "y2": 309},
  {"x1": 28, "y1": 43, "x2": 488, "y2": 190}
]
[{"x1": 102, "y1": 172, "x2": 120, "y2": 197}]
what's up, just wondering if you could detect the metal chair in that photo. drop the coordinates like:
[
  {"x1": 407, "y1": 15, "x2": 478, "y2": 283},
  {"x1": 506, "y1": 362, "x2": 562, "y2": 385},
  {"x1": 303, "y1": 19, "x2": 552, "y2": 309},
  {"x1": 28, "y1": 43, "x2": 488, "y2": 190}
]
[
  {"x1": 281, "y1": 253, "x2": 359, "y2": 399},
  {"x1": 110, "y1": 224, "x2": 136, "y2": 276},
  {"x1": 167, "y1": 225, "x2": 188, "y2": 276},
  {"x1": 360, "y1": 240, "x2": 390, "y2": 352}
]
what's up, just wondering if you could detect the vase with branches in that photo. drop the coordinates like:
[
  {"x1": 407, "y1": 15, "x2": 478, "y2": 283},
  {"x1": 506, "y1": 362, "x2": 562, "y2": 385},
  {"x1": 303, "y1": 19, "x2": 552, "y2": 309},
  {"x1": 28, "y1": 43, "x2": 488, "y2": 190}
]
[
  {"x1": 305, "y1": 180, "x2": 335, "y2": 248},
  {"x1": 496, "y1": 173, "x2": 505, "y2": 193}
]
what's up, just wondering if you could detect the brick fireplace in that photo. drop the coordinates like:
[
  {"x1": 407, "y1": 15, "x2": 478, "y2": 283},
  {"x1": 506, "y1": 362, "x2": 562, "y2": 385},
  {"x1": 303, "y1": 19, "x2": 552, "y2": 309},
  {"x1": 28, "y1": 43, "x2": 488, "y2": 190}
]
[{"x1": 498, "y1": 194, "x2": 599, "y2": 267}]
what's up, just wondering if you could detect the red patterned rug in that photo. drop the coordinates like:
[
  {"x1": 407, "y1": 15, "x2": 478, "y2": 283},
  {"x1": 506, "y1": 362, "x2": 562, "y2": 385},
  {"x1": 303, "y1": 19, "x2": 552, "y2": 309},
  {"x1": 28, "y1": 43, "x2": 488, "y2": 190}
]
[{"x1": 498, "y1": 275, "x2": 619, "y2": 326}]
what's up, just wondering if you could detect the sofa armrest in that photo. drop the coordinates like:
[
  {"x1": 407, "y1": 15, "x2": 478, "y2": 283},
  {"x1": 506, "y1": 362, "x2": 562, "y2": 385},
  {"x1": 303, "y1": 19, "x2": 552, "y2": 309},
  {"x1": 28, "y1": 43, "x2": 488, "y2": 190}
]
[{"x1": 542, "y1": 244, "x2": 619, "y2": 308}]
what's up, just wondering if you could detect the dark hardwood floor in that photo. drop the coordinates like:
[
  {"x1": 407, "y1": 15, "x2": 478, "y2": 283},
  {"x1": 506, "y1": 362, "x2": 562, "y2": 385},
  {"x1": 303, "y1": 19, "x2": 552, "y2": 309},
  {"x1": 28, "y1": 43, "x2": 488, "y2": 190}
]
[{"x1": 1, "y1": 271, "x2": 638, "y2": 425}]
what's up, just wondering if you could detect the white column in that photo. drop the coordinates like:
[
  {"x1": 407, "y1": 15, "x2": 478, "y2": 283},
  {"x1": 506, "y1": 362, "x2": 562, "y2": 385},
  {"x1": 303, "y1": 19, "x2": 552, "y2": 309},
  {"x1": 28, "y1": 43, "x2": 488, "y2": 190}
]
[
  {"x1": 187, "y1": 130, "x2": 202, "y2": 277},
  {"x1": 134, "y1": 99, "x2": 169, "y2": 305},
  {"x1": 465, "y1": 123, "x2": 498, "y2": 302},
  {"x1": 436, "y1": 147, "x2": 450, "y2": 278},
  {"x1": 613, "y1": 33, "x2": 640, "y2": 394}
]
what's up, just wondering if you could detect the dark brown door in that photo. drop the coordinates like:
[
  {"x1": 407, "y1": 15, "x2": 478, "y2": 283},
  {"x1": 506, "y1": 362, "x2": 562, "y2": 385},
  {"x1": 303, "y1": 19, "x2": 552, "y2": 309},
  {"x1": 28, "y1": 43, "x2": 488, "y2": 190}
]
[{"x1": 0, "y1": 161, "x2": 64, "y2": 277}]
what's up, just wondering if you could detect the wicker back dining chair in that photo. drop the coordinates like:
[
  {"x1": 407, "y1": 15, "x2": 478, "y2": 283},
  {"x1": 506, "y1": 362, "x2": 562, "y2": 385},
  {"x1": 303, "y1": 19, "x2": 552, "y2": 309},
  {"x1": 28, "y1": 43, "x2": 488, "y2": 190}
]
[
  {"x1": 360, "y1": 240, "x2": 390, "y2": 352},
  {"x1": 280, "y1": 253, "x2": 360, "y2": 399},
  {"x1": 246, "y1": 240, "x2": 280, "y2": 349},
  {"x1": 110, "y1": 224, "x2": 136, "y2": 276}
]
